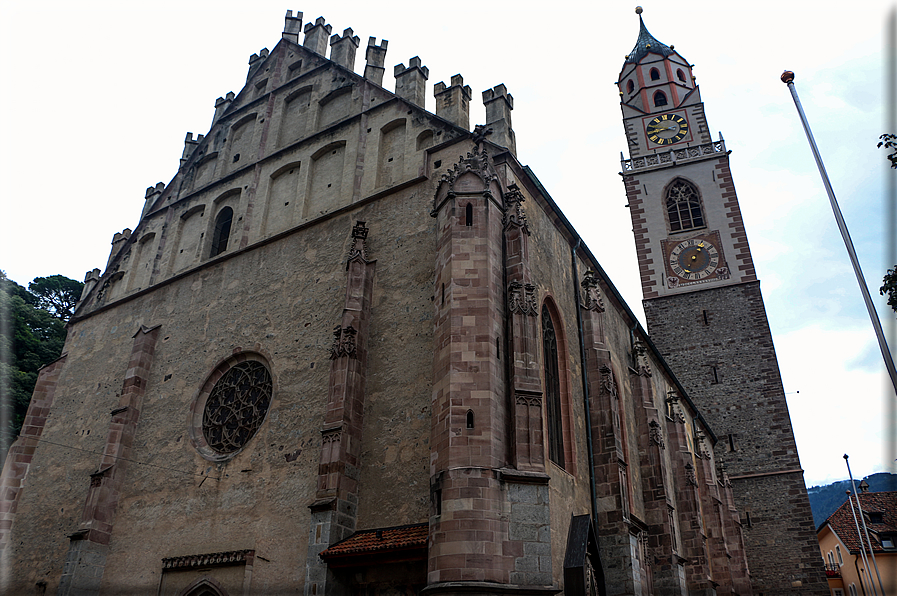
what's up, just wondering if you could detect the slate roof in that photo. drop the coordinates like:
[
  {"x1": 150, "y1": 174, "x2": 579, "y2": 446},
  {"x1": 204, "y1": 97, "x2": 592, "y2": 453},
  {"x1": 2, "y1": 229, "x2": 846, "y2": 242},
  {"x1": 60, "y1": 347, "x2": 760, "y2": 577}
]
[
  {"x1": 821, "y1": 491, "x2": 897, "y2": 554},
  {"x1": 626, "y1": 14, "x2": 674, "y2": 64},
  {"x1": 319, "y1": 523, "x2": 428, "y2": 559}
]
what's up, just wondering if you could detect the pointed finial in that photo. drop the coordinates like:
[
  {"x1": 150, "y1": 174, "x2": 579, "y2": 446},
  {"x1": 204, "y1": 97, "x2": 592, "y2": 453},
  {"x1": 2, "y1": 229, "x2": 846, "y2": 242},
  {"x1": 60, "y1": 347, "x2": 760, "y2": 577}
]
[{"x1": 635, "y1": 6, "x2": 643, "y2": 14}]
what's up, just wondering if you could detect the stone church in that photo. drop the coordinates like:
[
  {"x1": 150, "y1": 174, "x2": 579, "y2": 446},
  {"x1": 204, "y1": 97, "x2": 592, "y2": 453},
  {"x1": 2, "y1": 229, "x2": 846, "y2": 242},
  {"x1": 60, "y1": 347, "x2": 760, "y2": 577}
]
[{"x1": 1, "y1": 9, "x2": 826, "y2": 596}]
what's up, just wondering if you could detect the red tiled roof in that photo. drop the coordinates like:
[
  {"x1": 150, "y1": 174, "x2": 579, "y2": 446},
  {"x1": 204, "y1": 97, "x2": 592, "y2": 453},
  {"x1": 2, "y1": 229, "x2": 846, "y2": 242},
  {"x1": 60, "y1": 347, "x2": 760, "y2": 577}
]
[
  {"x1": 319, "y1": 523, "x2": 428, "y2": 560},
  {"x1": 821, "y1": 491, "x2": 897, "y2": 554}
]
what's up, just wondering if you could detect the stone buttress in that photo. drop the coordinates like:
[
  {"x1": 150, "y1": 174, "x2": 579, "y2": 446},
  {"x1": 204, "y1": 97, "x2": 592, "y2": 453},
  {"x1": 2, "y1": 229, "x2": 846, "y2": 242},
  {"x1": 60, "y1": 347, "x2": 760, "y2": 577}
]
[
  {"x1": 427, "y1": 144, "x2": 555, "y2": 594},
  {"x1": 306, "y1": 222, "x2": 376, "y2": 596},
  {"x1": 627, "y1": 340, "x2": 686, "y2": 595},
  {"x1": 579, "y1": 269, "x2": 639, "y2": 595},
  {"x1": 57, "y1": 324, "x2": 161, "y2": 596}
]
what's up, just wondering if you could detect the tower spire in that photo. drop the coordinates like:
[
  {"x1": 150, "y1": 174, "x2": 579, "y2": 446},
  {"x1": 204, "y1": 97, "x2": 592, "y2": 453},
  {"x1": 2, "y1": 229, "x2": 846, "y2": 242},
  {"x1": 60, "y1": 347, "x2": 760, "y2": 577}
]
[{"x1": 626, "y1": 7, "x2": 674, "y2": 63}]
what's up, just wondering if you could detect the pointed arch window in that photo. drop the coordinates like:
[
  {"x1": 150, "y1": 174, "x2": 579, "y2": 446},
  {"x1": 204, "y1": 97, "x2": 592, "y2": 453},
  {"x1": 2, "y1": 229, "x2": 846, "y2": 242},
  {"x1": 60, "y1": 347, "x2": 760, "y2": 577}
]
[
  {"x1": 653, "y1": 91, "x2": 668, "y2": 107},
  {"x1": 650, "y1": 68, "x2": 661, "y2": 81},
  {"x1": 210, "y1": 207, "x2": 233, "y2": 257},
  {"x1": 666, "y1": 179, "x2": 705, "y2": 232},
  {"x1": 542, "y1": 304, "x2": 564, "y2": 468}
]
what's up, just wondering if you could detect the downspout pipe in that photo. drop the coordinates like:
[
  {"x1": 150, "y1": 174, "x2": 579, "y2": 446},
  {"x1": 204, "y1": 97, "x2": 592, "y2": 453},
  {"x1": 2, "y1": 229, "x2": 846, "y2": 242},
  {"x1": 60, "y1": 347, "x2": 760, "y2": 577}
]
[{"x1": 571, "y1": 238, "x2": 598, "y2": 525}]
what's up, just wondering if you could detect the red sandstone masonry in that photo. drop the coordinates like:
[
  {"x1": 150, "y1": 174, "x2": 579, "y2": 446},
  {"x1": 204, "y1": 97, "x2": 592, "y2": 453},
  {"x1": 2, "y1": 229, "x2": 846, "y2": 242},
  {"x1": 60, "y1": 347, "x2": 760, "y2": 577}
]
[
  {"x1": 429, "y1": 163, "x2": 511, "y2": 586},
  {"x1": 0, "y1": 354, "x2": 68, "y2": 551}
]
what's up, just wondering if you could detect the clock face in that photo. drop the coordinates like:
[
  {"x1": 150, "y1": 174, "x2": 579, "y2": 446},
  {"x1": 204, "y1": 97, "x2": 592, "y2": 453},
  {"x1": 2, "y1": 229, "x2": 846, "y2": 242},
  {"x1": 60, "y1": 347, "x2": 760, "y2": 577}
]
[
  {"x1": 646, "y1": 113, "x2": 689, "y2": 145},
  {"x1": 668, "y1": 238, "x2": 719, "y2": 280}
]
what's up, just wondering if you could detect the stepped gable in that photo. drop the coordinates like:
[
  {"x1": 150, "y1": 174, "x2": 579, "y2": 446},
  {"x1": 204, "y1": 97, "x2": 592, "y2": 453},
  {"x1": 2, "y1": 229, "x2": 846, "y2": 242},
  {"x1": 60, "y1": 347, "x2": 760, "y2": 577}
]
[{"x1": 76, "y1": 12, "x2": 481, "y2": 320}]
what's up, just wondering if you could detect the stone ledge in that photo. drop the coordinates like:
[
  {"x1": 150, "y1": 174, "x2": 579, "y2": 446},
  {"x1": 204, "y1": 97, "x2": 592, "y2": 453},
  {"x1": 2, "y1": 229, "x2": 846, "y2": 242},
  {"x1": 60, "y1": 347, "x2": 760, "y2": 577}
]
[
  {"x1": 497, "y1": 468, "x2": 550, "y2": 485},
  {"x1": 421, "y1": 581, "x2": 560, "y2": 596}
]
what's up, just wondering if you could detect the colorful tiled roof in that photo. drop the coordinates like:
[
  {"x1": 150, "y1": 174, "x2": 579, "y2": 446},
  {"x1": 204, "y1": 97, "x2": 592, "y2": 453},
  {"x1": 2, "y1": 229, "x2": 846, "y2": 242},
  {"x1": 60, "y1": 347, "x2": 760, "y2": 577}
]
[
  {"x1": 821, "y1": 491, "x2": 897, "y2": 554},
  {"x1": 626, "y1": 13, "x2": 675, "y2": 64},
  {"x1": 319, "y1": 523, "x2": 428, "y2": 559}
]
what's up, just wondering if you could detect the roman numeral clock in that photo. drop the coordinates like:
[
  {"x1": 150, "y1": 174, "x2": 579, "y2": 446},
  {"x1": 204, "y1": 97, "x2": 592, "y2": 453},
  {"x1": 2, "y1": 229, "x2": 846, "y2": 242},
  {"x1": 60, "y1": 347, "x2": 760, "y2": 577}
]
[{"x1": 645, "y1": 112, "x2": 689, "y2": 146}]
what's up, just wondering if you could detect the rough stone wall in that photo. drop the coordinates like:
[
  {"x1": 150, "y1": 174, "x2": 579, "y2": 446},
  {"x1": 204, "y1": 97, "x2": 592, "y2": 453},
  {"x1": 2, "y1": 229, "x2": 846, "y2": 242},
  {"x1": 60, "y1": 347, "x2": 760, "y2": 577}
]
[
  {"x1": 4, "y1": 188, "x2": 439, "y2": 593},
  {"x1": 645, "y1": 282, "x2": 827, "y2": 594}
]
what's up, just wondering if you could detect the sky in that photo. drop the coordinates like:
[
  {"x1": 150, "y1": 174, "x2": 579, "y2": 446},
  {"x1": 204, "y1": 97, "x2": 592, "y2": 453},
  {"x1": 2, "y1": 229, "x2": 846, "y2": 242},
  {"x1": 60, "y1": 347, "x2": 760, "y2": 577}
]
[{"x1": 0, "y1": 1, "x2": 894, "y2": 488}]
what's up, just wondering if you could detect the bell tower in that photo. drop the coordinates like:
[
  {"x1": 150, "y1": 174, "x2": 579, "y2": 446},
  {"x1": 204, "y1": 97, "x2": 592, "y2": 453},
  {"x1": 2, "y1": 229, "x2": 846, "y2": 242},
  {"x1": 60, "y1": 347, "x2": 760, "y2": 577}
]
[{"x1": 618, "y1": 8, "x2": 827, "y2": 595}]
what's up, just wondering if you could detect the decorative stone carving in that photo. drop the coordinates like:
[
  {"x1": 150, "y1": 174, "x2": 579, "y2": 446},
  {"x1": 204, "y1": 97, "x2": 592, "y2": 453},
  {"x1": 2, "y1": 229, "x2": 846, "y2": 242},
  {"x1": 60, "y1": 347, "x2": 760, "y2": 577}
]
[
  {"x1": 694, "y1": 429, "x2": 711, "y2": 459},
  {"x1": 508, "y1": 281, "x2": 538, "y2": 316},
  {"x1": 649, "y1": 419, "x2": 665, "y2": 449},
  {"x1": 503, "y1": 185, "x2": 530, "y2": 234},
  {"x1": 329, "y1": 325, "x2": 358, "y2": 359},
  {"x1": 580, "y1": 269, "x2": 605, "y2": 312},
  {"x1": 202, "y1": 361, "x2": 273, "y2": 455},
  {"x1": 717, "y1": 462, "x2": 732, "y2": 487},
  {"x1": 431, "y1": 144, "x2": 497, "y2": 216},
  {"x1": 321, "y1": 427, "x2": 342, "y2": 444},
  {"x1": 633, "y1": 339, "x2": 652, "y2": 377},
  {"x1": 162, "y1": 549, "x2": 254, "y2": 570},
  {"x1": 685, "y1": 462, "x2": 698, "y2": 487},
  {"x1": 347, "y1": 221, "x2": 371, "y2": 266},
  {"x1": 599, "y1": 365, "x2": 617, "y2": 398},
  {"x1": 472, "y1": 124, "x2": 493, "y2": 147},
  {"x1": 666, "y1": 389, "x2": 686, "y2": 423},
  {"x1": 515, "y1": 393, "x2": 542, "y2": 407}
]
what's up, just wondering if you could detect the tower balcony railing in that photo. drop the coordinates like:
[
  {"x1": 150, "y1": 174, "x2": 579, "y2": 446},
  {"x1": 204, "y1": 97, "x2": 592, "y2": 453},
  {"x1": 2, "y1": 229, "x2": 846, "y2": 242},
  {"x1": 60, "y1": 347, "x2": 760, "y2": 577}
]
[
  {"x1": 621, "y1": 136, "x2": 727, "y2": 173},
  {"x1": 824, "y1": 564, "x2": 841, "y2": 578}
]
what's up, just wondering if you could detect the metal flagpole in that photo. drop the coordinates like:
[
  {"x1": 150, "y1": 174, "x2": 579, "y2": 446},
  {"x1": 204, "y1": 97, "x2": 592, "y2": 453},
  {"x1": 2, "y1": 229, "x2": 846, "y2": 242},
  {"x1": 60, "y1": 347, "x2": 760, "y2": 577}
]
[
  {"x1": 781, "y1": 71, "x2": 897, "y2": 398},
  {"x1": 845, "y1": 489, "x2": 878, "y2": 596},
  {"x1": 845, "y1": 454, "x2": 886, "y2": 595}
]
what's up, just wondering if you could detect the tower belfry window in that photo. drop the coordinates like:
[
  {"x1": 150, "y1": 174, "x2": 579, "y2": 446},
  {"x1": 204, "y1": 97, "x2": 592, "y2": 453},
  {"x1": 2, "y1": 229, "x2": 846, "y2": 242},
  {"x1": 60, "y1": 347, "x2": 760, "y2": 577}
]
[
  {"x1": 653, "y1": 91, "x2": 668, "y2": 107},
  {"x1": 650, "y1": 68, "x2": 660, "y2": 81},
  {"x1": 627, "y1": 80, "x2": 635, "y2": 93},
  {"x1": 542, "y1": 305, "x2": 564, "y2": 468},
  {"x1": 677, "y1": 69, "x2": 686, "y2": 82},
  {"x1": 210, "y1": 207, "x2": 233, "y2": 257},
  {"x1": 666, "y1": 179, "x2": 705, "y2": 231}
]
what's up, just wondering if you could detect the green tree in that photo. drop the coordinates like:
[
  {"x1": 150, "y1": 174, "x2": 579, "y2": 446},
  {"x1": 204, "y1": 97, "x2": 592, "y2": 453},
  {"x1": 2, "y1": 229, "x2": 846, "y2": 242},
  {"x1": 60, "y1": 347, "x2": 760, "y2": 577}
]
[
  {"x1": 879, "y1": 133, "x2": 897, "y2": 169},
  {"x1": 883, "y1": 267, "x2": 897, "y2": 315},
  {"x1": 1, "y1": 273, "x2": 81, "y2": 458},
  {"x1": 29, "y1": 274, "x2": 84, "y2": 322}
]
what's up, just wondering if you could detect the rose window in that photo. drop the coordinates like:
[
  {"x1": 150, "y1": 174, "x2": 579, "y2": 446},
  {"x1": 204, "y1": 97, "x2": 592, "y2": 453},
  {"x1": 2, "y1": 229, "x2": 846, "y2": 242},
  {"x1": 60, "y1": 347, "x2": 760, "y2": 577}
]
[{"x1": 202, "y1": 361, "x2": 272, "y2": 454}]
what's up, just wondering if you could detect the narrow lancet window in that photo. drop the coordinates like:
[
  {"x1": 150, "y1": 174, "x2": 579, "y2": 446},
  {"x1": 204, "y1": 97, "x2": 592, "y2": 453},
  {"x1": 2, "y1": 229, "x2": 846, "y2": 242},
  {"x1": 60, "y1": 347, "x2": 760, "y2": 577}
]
[
  {"x1": 542, "y1": 305, "x2": 564, "y2": 467},
  {"x1": 465, "y1": 203, "x2": 473, "y2": 227},
  {"x1": 210, "y1": 207, "x2": 233, "y2": 257}
]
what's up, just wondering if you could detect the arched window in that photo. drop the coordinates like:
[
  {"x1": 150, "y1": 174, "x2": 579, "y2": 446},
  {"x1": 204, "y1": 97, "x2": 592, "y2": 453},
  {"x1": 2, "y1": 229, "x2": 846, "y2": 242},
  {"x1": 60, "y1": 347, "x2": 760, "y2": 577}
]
[
  {"x1": 626, "y1": 79, "x2": 634, "y2": 94},
  {"x1": 653, "y1": 91, "x2": 668, "y2": 107},
  {"x1": 210, "y1": 207, "x2": 233, "y2": 257},
  {"x1": 650, "y1": 68, "x2": 660, "y2": 81},
  {"x1": 836, "y1": 545, "x2": 843, "y2": 565},
  {"x1": 677, "y1": 68, "x2": 686, "y2": 82},
  {"x1": 542, "y1": 304, "x2": 564, "y2": 468},
  {"x1": 666, "y1": 179, "x2": 705, "y2": 232}
]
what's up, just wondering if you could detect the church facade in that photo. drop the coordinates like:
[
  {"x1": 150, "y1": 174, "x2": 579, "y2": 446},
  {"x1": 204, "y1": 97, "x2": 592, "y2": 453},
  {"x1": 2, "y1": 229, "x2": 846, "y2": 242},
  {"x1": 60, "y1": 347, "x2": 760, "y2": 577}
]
[{"x1": 1, "y1": 10, "x2": 822, "y2": 596}]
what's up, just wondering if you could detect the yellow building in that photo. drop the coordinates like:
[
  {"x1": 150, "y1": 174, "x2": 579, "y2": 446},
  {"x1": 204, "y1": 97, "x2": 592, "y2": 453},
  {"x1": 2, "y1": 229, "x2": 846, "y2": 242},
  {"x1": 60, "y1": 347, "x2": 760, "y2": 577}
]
[{"x1": 817, "y1": 489, "x2": 897, "y2": 596}]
